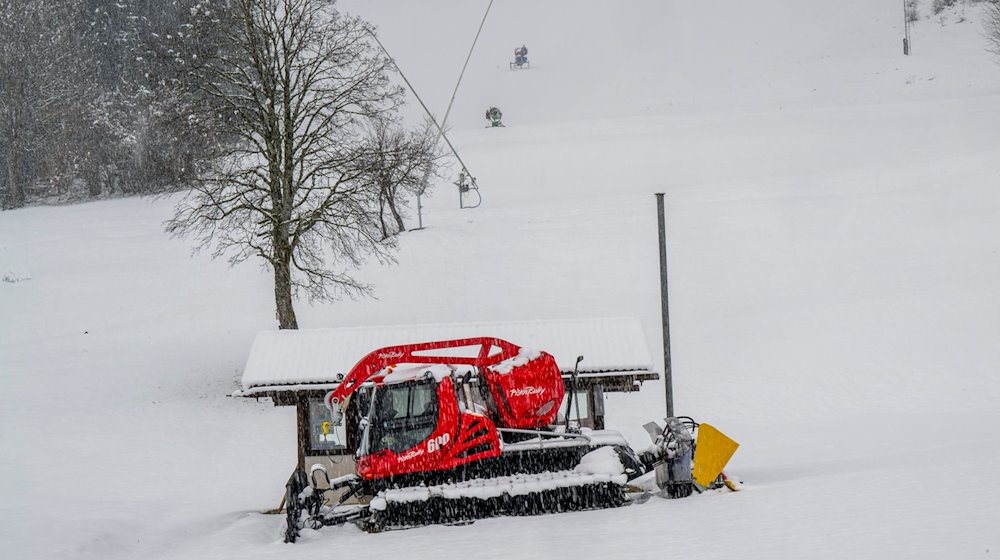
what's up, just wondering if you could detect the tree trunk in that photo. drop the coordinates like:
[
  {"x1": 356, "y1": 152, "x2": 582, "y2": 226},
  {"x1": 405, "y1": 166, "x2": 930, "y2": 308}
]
[
  {"x1": 378, "y1": 193, "x2": 390, "y2": 239},
  {"x1": 273, "y1": 243, "x2": 298, "y2": 330},
  {"x1": 3, "y1": 112, "x2": 24, "y2": 209},
  {"x1": 5, "y1": 150, "x2": 22, "y2": 210},
  {"x1": 275, "y1": 51, "x2": 298, "y2": 330},
  {"x1": 388, "y1": 190, "x2": 406, "y2": 233}
]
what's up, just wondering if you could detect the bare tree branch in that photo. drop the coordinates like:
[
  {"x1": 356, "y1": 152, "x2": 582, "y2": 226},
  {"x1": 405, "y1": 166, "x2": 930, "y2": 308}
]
[{"x1": 985, "y1": 1, "x2": 1000, "y2": 59}]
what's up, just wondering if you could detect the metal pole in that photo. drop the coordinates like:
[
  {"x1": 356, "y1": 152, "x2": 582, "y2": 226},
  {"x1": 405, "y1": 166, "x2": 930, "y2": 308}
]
[
  {"x1": 903, "y1": 0, "x2": 911, "y2": 55},
  {"x1": 416, "y1": 192, "x2": 424, "y2": 229},
  {"x1": 655, "y1": 193, "x2": 674, "y2": 418},
  {"x1": 572, "y1": 356, "x2": 583, "y2": 423}
]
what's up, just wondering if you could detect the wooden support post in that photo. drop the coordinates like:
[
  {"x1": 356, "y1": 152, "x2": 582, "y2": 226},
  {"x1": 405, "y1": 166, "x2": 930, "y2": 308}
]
[{"x1": 295, "y1": 397, "x2": 309, "y2": 470}]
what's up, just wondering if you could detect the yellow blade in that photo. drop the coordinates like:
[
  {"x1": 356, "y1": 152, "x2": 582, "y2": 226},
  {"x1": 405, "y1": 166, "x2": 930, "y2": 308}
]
[{"x1": 693, "y1": 423, "x2": 740, "y2": 487}]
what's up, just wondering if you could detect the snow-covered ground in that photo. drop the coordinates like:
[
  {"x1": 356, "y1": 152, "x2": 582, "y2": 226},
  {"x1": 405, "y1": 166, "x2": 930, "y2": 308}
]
[{"x1": 3, "y1": 1, "x2": 1000, "y2": 558}]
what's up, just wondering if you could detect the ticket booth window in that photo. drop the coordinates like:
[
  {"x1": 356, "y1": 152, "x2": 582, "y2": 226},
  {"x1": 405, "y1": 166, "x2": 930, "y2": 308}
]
[{"x1": 308, "y1": 398, "x2": 348, "y2": 452}]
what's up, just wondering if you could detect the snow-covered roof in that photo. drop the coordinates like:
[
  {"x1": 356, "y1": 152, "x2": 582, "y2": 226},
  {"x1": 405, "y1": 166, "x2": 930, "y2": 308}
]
[{"x1": 237, "y1": 317, "x2": 654, "y2": 395}]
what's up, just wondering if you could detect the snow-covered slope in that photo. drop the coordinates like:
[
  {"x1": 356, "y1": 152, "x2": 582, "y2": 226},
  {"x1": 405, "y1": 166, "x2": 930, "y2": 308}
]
[{"x1": 3, "y1": 1, "x2": 1000, "y2": 559}]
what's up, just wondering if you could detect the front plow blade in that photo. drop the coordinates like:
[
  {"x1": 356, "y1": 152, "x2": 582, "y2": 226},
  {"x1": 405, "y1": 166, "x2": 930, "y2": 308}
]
[{"x1": 692, "y1": 423, "x2": 739, "y2": 487}]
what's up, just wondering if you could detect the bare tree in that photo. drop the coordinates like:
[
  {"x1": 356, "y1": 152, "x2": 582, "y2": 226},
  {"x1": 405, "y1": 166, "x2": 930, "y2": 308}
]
[
  {"x1": 986, "y1": 1, "x2": 1000, "y2": 58},
  {"x1": 166, "y1": 0, "x2": 412, "y2": 329},
  {"x1": 366, "y1": 121, "x2": 445, "y2": 239}
]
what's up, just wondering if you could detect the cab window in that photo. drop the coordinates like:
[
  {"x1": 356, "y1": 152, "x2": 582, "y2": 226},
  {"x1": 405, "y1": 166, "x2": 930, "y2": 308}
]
[{"x1": 366, "y1": 381, "x2": 439, "y2": 455}]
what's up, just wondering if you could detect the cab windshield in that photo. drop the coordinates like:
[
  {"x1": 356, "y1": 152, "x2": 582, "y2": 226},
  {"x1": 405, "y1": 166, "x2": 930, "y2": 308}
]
[{"x1": 360, "y1": 380, "x2": 439, "y2": 456}]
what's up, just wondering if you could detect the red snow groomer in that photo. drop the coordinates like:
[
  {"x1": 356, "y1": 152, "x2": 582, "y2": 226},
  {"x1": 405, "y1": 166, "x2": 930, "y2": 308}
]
[{"x1": 283, "y1": 337, "x2": 739, "y2": 542}]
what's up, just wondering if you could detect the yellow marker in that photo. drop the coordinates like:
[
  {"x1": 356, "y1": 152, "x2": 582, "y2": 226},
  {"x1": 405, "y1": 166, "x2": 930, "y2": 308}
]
[
  {"x1": 321, "y1": 420, "x2": 331, "y2": 436},
  {"x1": 722, "y1": 473, "x2": 742, "y2": 491},
  {"x1": 692, "y1": 423, "x2": 740, "y2": 488}
]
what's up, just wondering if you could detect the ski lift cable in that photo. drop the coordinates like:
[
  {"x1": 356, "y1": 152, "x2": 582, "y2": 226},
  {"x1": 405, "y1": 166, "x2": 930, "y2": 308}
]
[
  {"x1": 441, "y1": 0, "x2": 494, "y2": 132},
  {"x1": 365, "y1": 28, "x2": 482, "y2": 195}
]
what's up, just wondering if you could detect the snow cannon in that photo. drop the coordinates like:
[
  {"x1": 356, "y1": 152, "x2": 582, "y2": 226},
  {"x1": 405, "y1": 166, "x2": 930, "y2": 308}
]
[{"x1": 485, "y1": 106, "x2": 503, "y2": 127}]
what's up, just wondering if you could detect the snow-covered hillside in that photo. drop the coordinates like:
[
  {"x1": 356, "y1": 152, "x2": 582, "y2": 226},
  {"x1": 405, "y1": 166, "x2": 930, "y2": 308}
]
[
  {"x1": 340, "y1": 0, "x2": 997, "y2": 125},
  {"x1": 3, "y1": 1, "x2": 1000, "y2": 559}
]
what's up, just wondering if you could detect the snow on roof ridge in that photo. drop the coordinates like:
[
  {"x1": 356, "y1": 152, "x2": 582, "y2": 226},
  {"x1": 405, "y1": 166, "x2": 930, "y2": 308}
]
[
  {"x1": 240, "y1": 316, "x2": 653, "y2": 390},
  {"x1": 259, "y1": 316, "x2": 643, "y2": 334}
]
